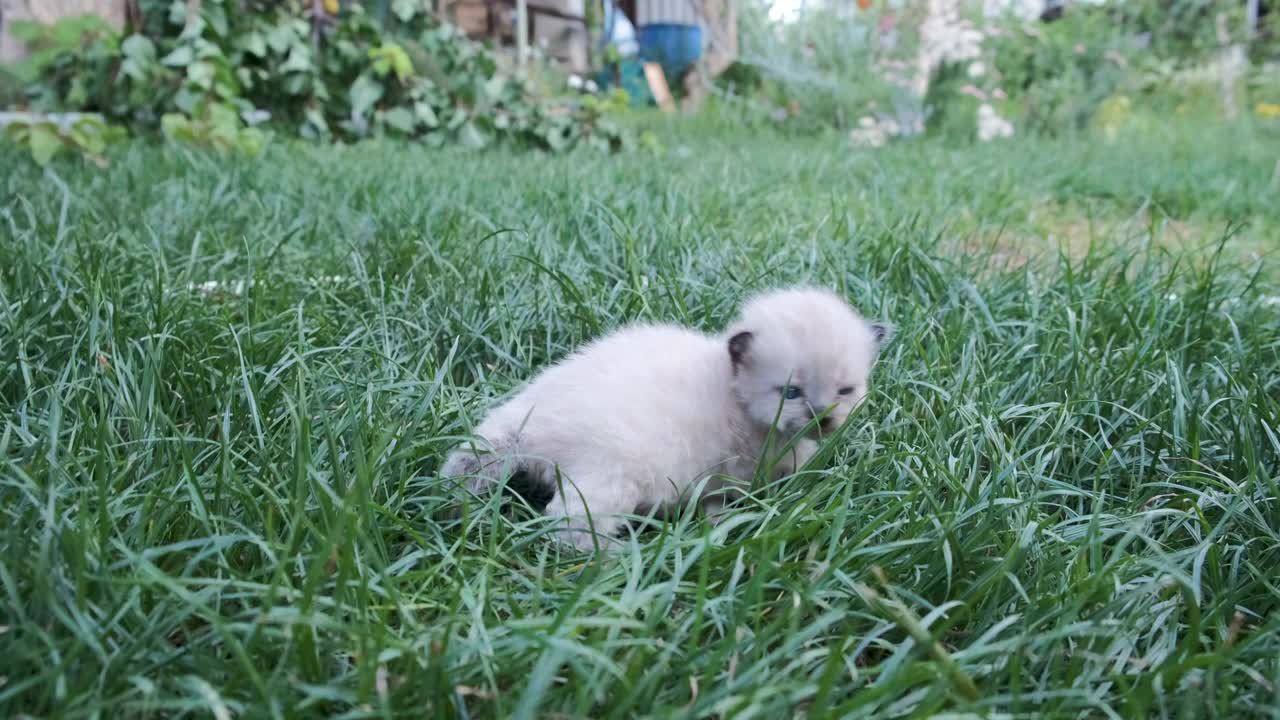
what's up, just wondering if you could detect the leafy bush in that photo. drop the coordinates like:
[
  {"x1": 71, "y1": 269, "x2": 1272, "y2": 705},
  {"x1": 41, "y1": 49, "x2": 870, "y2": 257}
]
[
  {"x1": 4, "y1": 13, "x2": 122, "y2": 85},
  {"x1": 2, "y1": 115, "x2": 127, "y2": 165},
  {"x1": 1106, "y1": 0, "x2": 1235, "y2": 63},
  {"x1": 969, "y1": 0, "x2": 1260, "y2": 138},
  {"x1": 9, "y1": 0, "x2": 629, "y2": 153},
  {"x1": 161, "y1": 101, "x2": 267, "y2": 156},
  {"x1": 985, "y1": 14, "x2": 1137, "y2": 136}
]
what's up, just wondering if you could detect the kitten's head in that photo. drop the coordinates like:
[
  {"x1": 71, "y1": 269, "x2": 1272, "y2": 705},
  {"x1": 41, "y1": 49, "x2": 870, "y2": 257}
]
[{"x1": 725, "y1": 287, "x2": 891, "y2": 438}]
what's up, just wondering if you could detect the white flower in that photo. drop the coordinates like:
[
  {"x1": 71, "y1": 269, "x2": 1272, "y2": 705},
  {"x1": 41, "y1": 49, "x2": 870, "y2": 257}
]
[
  {"x1": 849, "y1": 128, "x2": 888, "y2": 147},
  {"x1": 967, "y1": 61, "x2": 986, "y2": 78},
  {"x1": 977, "y1": 103, "x2": 1014, "y2": 141},
  {"x1": 914, "y1": 0, "x2": 986, "y2": 96},
  {"x1": 850, "y1": 115, "x2": 906, "y2": 148}
]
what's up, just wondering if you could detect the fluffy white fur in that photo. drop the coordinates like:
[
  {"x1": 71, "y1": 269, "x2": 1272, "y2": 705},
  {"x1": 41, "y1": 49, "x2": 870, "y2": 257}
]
[{"x1": 441, "y1": 286, "x2": 890, "y2": 550}]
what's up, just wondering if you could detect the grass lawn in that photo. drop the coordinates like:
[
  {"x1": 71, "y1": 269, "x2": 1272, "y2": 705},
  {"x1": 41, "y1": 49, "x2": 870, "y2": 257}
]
[{"x1": 2, "y1": 118, "x2": 1279, "y2": 718}]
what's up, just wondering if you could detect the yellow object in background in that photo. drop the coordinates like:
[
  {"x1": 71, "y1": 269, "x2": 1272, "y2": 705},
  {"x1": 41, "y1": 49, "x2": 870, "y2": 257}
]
[
  {"x1": 1257, "y1": 103, "x2": 1280, "y2": 118},
  {"x1": 324, "y1": 0, "x2": 340, "y2": 15},
  {"x1": 1094, "y1": 94, "x2": 1132, "y2": 142}
]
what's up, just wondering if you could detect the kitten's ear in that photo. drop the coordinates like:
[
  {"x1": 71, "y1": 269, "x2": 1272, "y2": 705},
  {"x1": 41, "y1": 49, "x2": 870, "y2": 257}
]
[
  {"x1": 870, "y1": 322, "x2": 894, "y2": 347},
  {"x1": 728, "y1": 331, "x2": 753, "y2": 367}
]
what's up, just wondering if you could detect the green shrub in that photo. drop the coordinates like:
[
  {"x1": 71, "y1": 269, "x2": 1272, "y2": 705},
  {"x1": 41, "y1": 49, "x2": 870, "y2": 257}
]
[
  {"x1": 9, "y1": 0, "x2": 629, "y2": 153},
  {"x1": 987, "y1": 9, "x2": 1138, "y2": 136}
]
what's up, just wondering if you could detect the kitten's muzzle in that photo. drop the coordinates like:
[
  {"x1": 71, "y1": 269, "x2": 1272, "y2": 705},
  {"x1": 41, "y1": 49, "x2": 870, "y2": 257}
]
[{"x1": 795, "y1": 405, "x2": 838, "y2": 436}]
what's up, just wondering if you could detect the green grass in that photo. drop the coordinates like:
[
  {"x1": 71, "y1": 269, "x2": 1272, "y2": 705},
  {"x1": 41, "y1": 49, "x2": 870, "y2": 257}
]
[{"x1": 2, "y1": 118, "x2": 1279, "y2": 718}]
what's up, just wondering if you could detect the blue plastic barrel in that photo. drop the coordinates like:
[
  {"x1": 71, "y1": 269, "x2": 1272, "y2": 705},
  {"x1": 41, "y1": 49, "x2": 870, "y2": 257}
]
[{"x1": 637, "y1": 23, "x2": 703, "y2": 85}]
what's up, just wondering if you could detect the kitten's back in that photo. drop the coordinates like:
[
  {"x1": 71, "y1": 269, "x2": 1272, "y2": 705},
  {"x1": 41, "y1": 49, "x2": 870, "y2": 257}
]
[{"x1": 479, "y1": 323, "x2": 741, "y2": 486}]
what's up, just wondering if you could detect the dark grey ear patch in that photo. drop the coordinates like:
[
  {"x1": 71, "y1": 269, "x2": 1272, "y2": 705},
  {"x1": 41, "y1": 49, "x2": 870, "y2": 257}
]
[
  {"x1": 870, "y1": 322, "x2": 894, "y2": 346},
  {"x1": 728, "y1": 331, "x2": 753, "y2": 366}
]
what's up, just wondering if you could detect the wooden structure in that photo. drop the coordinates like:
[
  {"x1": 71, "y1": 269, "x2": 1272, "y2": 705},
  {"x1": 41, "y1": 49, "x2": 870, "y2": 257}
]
[{"x1": 443, "y1": 0, "x2": 590, "y2": 72}]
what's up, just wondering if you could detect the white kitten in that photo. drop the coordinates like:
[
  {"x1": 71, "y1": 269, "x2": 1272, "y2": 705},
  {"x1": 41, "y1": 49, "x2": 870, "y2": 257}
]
[{"x1": 442, "y1": 286, "x2": 891, "y2": 550}]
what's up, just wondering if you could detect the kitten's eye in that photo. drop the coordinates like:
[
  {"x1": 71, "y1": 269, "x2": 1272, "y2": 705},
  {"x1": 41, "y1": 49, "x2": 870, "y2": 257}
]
[
  {"x1": 780, "y1": 386, "x2": 804, "y2": 400},
  {"x1": 837, "y1": 386, "x2": 856, "y2": 396}
]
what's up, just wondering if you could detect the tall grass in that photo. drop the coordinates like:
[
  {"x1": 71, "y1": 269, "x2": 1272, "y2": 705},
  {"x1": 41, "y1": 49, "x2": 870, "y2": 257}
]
[{"x1": 2, "y1": 120, "x2": 1278, "y2": 718}]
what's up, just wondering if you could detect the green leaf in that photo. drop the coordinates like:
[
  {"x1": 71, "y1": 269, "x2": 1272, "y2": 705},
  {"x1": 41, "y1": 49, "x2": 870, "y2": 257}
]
[
  {"x1": 6, "y1": 20, "x2": 46, "y2": 43},
  {"x1": 174, "y1": 88, "x2": 202, "y2": 114},
  {"x1": 121, "y1": 34, "x2": 157, "y2": 81},
  {"x1": 240, "y1": 31, "x2": 267, "y2": 58},
  {"x1": 187, "y1": 61, "x2": 216, "y2": 90},
  {"x1": 161, "y1": 113, "x2": 194, "y2": 142},
  {"x1": 161, "y1": 45, "x2": 195, "y2": 67},
  {"x1": 27, "y1": 124, "x2": 65, "y2": 166},
  {"x1": 266, "y1": 23, "x2": 296, "y2": 54},
  {"x1": 413, "y1": 102, "x2": 439, "y2": 128},
  {"x1": 541, "y1": 122, "x2": 569, "y2": 152},
  {"x1": 205, "y1": 4, "x2": 230, "y2": 37},
  {"x1": 197, "y1": 40, "x2": 229, "y2": 63},
  {"x1": 102, "y1": 125, "x2": 129, "y2": 145},
  {"x1": 179, "y1": 13, "x2": 206, "y2": 39},
  {"x1": 207, "y1": 103, "x2": 241, "y2": 133},
  {"x1": 284, "y1": 74, "x2": 311, "y2": 95},
  {"x1": 208, "y1": 122, "x2": 238, "y2": 151},
  {"x1": 238, "y1": 127, "x2": 266, "y2": 157},
  {"x1": 391, "y1": 50, "x2": 413, "y2": 81},
  {"x1": 458, "y1": 121, "x2": 490, "y2": 148},
  {"x1": 350, "y1": 75, "x2": 384, "y2": 118},
  {"x1": 303, "y1": 108, "x2": 330, "y2": 138},
  {"x1": 382, "y1": 107, "x2": 415, "y2": 133},
  {"x1": 42, "y1": 14, "x2": 117, "y2": 50},
  {"x1": 5, "y1": 124, "x2": 31, "y2": 144},
  {"x1": 68, "y1": 118, "x2": 109, "y2": 155},
  {"x1": 67, "y1": 77, "x2": 89, "y2": 107},
  {"x1": 281, "y1": 45, "x2": 313, "y2": 74},
  {"x1": 368, "y1": 44, "x2": 413, "y2": 81},
  {"x1": 483, "y1": 76, "x2": 506, "y2": 102},
  {"x1": 9, "y1": 58, "x2": 41, "y2": 84},
  {"x1": 122, "y1": 34, "x2": 157, "y2": 62},
  {"x1": 391, "y1": 0, "x2": 419, "y2": 22},
  {"x1": 335, "y1": 40, "x2": 360, "y2": 60}
]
